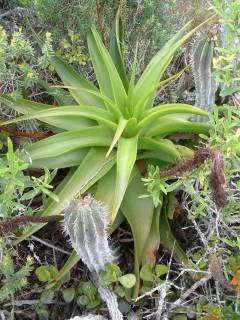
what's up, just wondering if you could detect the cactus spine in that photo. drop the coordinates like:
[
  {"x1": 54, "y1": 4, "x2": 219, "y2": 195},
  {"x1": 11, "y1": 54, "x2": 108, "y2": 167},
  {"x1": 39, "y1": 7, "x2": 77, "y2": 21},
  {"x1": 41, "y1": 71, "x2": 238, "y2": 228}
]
[
  {"x1": 192, "y1": 34, "x2": 218, "y2": 121},
  {"x1": 64, "y1": 195, "x2": 123, "y2": 320}
]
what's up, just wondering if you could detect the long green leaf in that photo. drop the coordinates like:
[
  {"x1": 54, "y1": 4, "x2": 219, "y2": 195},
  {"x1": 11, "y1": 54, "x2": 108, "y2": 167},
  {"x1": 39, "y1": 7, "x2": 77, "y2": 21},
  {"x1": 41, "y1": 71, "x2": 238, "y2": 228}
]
[
  {"x1": 121, "y1": 168, "x2": 155, "y2": 297},
  {"x1": 15, "y1": 148, "x2": 116, "y2": 244},
  {"x1": 50, "y1": 56, "x2": 105, "y2": 107},
  {"x1": 132, "y1": 65, "x2": 190, "y2": 118},
  {"x1": 109, "y1": 9, "x2": 129, "y2": 91},
  {"x1": 0, "y1": 95, "x2": 95, "y2": 130},
  {"x1": 135, "y1": 104, "x2": 209, "y2": 132},
  {"x1": 142, "y1": 196, "x2": 163, "y2": 267},
  {"x1": 1, "y1": 106, "x2": 117, "y2": 130},
  {"x1": 106, "y1": 117, "x2": 128, "y2": 157},
  {"x1": 27, "y1": 148, "x2": 89, "y2": 169},
  {"x1": 138, "y1": 137, "x2": 181, "y2": 164},
  {"x1": 144, "y1": 117, "x2": 212, "y2": 137},
  {"x1": 37, "y1": 79, "x2": 76, "y2": 106},
  {"x1": 87, "y1": 28, "x2": 127, "y2": 114},
  {"x1": 53, "y1": 86, "x2": 122, "y2": 118},
  {"x1": 128, "y1": 43, "x2": 139, "y2": 116},
  {"x1": 111, "y1": 135, "x2": 138, "y2": 222},
  {"x1": 131, "y1": 22, "x2": 191, "y2": 113},
  {"x1": 27, "y1": 126, "x2": 112, "y2": 160}
]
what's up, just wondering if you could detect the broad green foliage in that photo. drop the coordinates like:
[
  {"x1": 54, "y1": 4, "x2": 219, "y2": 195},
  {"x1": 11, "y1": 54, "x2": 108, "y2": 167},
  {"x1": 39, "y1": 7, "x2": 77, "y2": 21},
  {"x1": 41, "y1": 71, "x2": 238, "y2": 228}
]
[{"x1": 0, "y1": 15, "x2": 212, "y2": 296}]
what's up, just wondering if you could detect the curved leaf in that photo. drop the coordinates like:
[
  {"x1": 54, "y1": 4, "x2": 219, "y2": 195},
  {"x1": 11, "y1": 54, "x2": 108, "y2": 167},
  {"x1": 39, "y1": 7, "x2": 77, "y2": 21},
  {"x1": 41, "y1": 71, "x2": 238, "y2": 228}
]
[
  {"x1": 106, "y1": 117, "x2": 128, "y2": 157},
  {"x1": 109, "y1": 9, "x2": 129, "y2": 91},
  {"x1": 0, "y1": 95, "x2": 95, "y2": 130},
  {"x1": 138, "y1": 137, "x2": 181, "y2": 164},
  {"x1": 87, "y1": 28, "x2": 127, "y2": 115},
  {"x1": 144, "y1": 117, "x2": 212, "y2": 137},
  {"x1": 27, "y1": 126, "x2": 112, "y2": 160},
  {"x1": 121, "y1": 168, "x2": 155, "y2": 297},
  {"x1": 28, "y1": 148, "x2": 89, "y2": 169},
  {"x1": 50, "y1": 56, "x2": 105, "y2": 107},
  {"x1": 1, "y1": 106, "x2": 117, "y2": 130},
  {"x1": 135, "y1": 104, "x2": 209, "y2": 132}
]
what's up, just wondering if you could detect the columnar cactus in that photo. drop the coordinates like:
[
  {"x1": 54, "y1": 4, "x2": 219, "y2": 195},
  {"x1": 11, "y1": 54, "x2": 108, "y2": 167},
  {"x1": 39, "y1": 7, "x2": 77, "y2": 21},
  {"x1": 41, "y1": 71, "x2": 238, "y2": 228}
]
[
  {"x1": 64, "y1": 196, "x2": 123, "y2": 320},
  {"x1": 98, "y1": 287, "x2": 123, "y2": 320},
  {"x1": 64, "y1": 195, "x2": 115, "y2": 274},
  {"x1": 192, "y1": 34, "x2": 218, "y2": 121}
]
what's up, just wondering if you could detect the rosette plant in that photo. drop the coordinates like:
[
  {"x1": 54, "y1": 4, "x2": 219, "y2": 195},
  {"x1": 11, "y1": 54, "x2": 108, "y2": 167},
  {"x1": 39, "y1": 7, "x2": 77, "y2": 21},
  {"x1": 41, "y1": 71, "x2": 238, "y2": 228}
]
[{"x1": 0, "y1": 14, "x2": 212, "y2": 296}]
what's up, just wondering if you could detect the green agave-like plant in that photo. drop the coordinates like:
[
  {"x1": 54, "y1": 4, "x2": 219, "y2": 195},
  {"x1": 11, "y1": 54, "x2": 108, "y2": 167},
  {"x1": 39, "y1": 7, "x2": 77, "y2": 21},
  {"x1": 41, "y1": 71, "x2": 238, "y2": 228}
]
[{"x1": 0, "y1": 13, "x2": 212, "y2": 296}]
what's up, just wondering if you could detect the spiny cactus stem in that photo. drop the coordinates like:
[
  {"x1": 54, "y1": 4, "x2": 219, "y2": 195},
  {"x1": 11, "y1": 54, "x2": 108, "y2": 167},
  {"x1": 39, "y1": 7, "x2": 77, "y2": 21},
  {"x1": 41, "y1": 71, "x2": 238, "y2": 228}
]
[
  {"x1": 63, "y1": 195, "x2": 115, "y2": 273},
  {"x1": 98, "y1": 287, "x2": 123, "y2": 320}
]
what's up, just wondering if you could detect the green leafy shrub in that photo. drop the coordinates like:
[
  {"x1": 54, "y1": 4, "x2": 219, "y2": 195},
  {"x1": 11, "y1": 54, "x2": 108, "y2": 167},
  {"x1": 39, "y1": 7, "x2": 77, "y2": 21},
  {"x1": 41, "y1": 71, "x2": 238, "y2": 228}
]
[
  {"x1": 0, "y1": 27, "x2": 37, "y2": 93},
  {"x1": 0, "y1": 138, "x2": 58, "y2": 219},
  {"x1": 0, "y1": 238, "x2": 33, "y2": 303},
  {"x1": 210, "y1": 0, "x2": 240, "y2": 97}
]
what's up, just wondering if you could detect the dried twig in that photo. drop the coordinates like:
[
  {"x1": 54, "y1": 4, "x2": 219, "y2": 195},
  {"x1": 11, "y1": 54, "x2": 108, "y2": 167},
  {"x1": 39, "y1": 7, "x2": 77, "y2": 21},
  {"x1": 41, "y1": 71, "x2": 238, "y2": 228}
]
[
  {"x1": 208, "y1": 253, "x2": 233, "y2": 290},
  {"x1": 30, "y1": 235, "x2": 70, "y2": 255},
  {"x1": 169, "y1": 273, "x2": 212, "y2": 311},
  {"x1": 167, "y1": 133, "x2": 199, "y2": 141},
  {"x1": 0, "y1": 125, "x2": 51, "y2": 138},
  {"x1": 160, "y1": 148, "x2": 227, "y2": 208},
  {"x1": 0, "y1": 215, "x2": 62, "y2": 234}
]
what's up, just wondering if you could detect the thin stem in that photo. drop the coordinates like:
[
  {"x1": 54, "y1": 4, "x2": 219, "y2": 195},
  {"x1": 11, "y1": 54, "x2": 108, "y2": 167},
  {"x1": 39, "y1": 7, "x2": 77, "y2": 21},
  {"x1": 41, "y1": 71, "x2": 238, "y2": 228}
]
[
  {"x1": 0, "y1": 125, "x2": 51, "y2": 139},
  {"x1": 0, "y1": 215, "x2": 62, "y2": 233},
  {"x1": 30, "y1": 235, "x2": 70, "y2": 255},
  {"x1": 160, "y1": 148, "x2": 227, "y2": 208}
]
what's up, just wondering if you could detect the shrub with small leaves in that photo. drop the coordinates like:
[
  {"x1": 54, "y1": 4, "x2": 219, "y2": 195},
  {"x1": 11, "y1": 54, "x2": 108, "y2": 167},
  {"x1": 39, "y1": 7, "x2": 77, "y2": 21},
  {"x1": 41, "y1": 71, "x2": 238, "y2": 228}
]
[
  {"x1": 0, "y1": 238, "x2": 33, "y2": 303},
  {"x1": 0, "y1": 27, "x2": 37, "y2": 93},
  {"x1": 0, "y1": 138, "x2": 58, "y2": 220}
]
